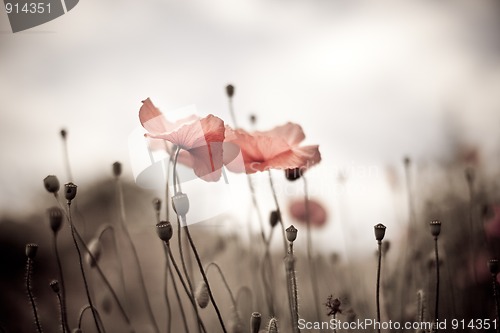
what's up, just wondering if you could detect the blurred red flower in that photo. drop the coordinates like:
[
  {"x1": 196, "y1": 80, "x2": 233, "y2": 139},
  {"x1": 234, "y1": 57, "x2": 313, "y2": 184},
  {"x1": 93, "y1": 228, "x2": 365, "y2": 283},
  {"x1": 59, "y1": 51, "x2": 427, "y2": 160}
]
[
  {"x1": 289, "y1": 198, "x2": 327, "y2": 227},
  {"x1": 139, "y1": 98, "x2": 225, "y2": 182},
  {"x1": 224, "y1": 122, "x2": 321, "y2": 174}
]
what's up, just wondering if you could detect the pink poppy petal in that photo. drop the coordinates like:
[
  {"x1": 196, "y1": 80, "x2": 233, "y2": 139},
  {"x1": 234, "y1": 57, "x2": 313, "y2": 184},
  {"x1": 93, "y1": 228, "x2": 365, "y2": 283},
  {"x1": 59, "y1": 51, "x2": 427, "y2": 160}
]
[
  {"x1": 139, "y1": 98, "x2": 171, "y2": 134},
  {"x1": 258, "y1": 122, "x2": 305, "y2": 146},
  {"x1": 264, "y1": 145, "x2": 321, "y2": 171}
]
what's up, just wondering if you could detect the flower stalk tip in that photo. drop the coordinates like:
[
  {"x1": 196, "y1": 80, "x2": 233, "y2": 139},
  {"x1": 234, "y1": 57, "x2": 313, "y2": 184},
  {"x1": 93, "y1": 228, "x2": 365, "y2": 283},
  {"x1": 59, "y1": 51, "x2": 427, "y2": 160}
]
[
  {"x1": 226, "y1": 84, "x2": 235, "y2": 98},
  {"x1": 112, "y1": 161, "x2": 122, "y2": 177}
]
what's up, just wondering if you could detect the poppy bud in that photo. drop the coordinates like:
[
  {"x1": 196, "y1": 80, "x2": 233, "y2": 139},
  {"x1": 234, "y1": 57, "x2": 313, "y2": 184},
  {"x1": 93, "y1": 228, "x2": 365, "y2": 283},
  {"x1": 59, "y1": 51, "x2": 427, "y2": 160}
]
[
  {"x1": 489, "y1": 259, "x2": 499, "y2": 275},
  {"x1": 172, "y1": 192, "x2": 189, "y2": 216},
  {"x1": 249, "y1": 114, "x2": 257, "y2": 125},
  {"x1": 285, "y1": 168, "x2": 302, "y2": 181},
  {"x1": 429, "y1": 220, "x2": 441, "y2": 238},
  {"x1": 47, "y1": 207, "x2": 63, "y2": 233},
  {"x1": 269, "y1": 210, "x2": 280, "y2": 228},
  {"x1": 65, "y1": 182, "x2": 77, "y2": 202},
  {"x1": 251, "y1": 312, "x2": 262, "y2": 333},
  {"x1": 267, "y1": 318, "x2": 278, "y2": 333},
  {"x1": 112, "y1": 161, "x2": 122, "y2": 177},
  {"x1": 156, "y1": 221, "x2": 173, "y2": 242},
  {"x1": 195, "y1": 281, "x2": 209, "y2": 308},
  {"x1": 44, "y1": 175, "x2": 60, "y2": 194},
  {"x1": 85, "y1": 238, "x2": 102, "y2": 268},
  {"x1": 49, "y1": 280, "x2": 60, "y2": 293},
  {"x1": 226, "y1": 84, "x2": 235, "y2": 98},
  {"x1": 60, "y1": 129, "x2": 67, "y2": 140},
  {"x1": 153, "y1": 198, "x2": 162, "y2": 213},
  {"x1": 25, "y1": 243, "x2": 38, "y2": 259},
  {"x1": 286, "y1": 225, "x2": 298, "y2": 242},
  {"x1": 374, "y1": 224, "x2": 386, "y2": 242}
]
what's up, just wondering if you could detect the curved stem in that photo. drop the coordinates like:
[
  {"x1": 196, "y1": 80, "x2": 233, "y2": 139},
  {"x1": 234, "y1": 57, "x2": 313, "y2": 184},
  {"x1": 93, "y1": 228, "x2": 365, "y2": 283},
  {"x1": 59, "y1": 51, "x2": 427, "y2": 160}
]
[
  {"x1": 77, "y1": 305, "x2": 106, "y2": 332},
  {"x1": 288, "y1": 243, "x2": 300, "y2": 333},
  {"x1": 162, "y1": 242, "x2": 172, "y2": 333},
  {"x1": 376, "y1": 241, "x2": 382, "y2": 333},
  {"x1": 115, "y1": 177, "x2": 159, "y2": 333},
  {"x1": 235, "y1": 286, "x2": 253, "y2": 311},
  {"x1": 267, "y1": 171, "x2": 288, "y2": 254},
  {"x1": 52, "y1": 233, "x2": 70, "y2": 332},
  {"x1": 61, "y1": 132, "x2": 73, "y2": 182},
  {"x1": 303, "y1": 176, "x2": 321, "y2": 323},
  {"x1": 96, "y1": 224, "x2": 127, "y2": 297},
  {"x1": 26, "y1": 258, "x2": 43, "y2": 333},
  {"x1": 55, "y1": 292, "x2": 67, "y2": 333},
  {"x1": 205, "y1": 263, "x2": 238, "y2": 310},
  {"x1": 67, "y1": 204, "x2": 102, "y2": 333}
]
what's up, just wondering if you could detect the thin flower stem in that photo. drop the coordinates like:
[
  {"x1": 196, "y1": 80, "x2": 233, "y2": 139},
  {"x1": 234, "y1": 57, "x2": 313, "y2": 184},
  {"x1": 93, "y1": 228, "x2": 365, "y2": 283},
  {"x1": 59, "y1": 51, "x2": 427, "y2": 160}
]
[
  {"x1": 166, "y1": 243, "x2": 207, "y2": 333},
  {"x1": 26, "y1": 258, "x2": 43, "y2": 333},
  {"x1": 267, "y1": 170, "x2": 288, "y2": 254},
  {"x1": 434, "y1": 237, "x2": 440, "y2": 333},
  {"x1": 303, "y1": 176, "x2": 321, "y2": 323},
  {"x1": 205, "y1": 262, "x2": 238, "y2": 309},
  {"x1": 52, "y1": 233, "x2": 70, "y2": 332},
  {"x1": 288, "y1": 243, "x2": 300, "y2": 333},
  {"x1": 61, "y1": 131, "x2": 73, "y2": 182},
  {"x1": 162, "y1": 242, "x2": 172, "y2": 333},
  {"x1": 77, "y1": 305, "x2": 106, "y2": 332},
  {"x1": 376, "y1": 241, "x2": 382, "y2": 333},
  {"x1": 176, "y1": 217, "x2": 203, "y2": 333},
  {"x1": 183, "y1": 218, "x2": 228, "y2": 333},
  {"x1": 55, "y1": 292, "x2": 67, "y2": 333},
  {"x1": 67, "y1": 204, "x2": 102, "y2": 333},
  {"x1": 115, "y1": 177, "x2": 159, "y2": 333},
  {"x1": 96, "y1": 224, "x2": 127, "y2": 297},
  {"x1": 466, "y1": 175, "x2": 478, "y2": 285},
  {"x1": 228, "y1": 95, "x2": 238, "y2": 129}
]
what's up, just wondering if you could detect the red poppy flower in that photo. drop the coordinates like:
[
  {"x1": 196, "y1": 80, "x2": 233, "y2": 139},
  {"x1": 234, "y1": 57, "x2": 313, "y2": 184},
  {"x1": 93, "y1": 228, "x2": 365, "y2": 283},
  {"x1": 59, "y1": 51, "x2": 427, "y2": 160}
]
[
  {"x1": 139, "y1": 98, "x2": 225, "y2": 182},
  {"x1": 224, "y1": 122, "x2": 321, "y2": 174},
  {"x1": 289, "y1": 198, "x2": 327, "y2": 227}
]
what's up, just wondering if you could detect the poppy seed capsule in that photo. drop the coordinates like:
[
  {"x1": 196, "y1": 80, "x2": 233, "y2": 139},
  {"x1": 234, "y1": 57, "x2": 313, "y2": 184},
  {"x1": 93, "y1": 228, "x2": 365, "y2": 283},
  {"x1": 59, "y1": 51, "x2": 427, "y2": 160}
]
[
  {"x1": 64, "y1": 182, "x2": 78, "y2": 202},
  {"x1": 49, "y1": 280, "x2": 60, "y2": 293},
  {"x1": 285, "y1": 168, "x2": 302, "y2": 181},
  {"x1": 251, "y1": 312, "x2": 262, "y2": 333},
  {"x1": 374, "y1": 224, "x2": 386, "y2": 242},
  {"x1": 25, "y1": 243, "x2": 38, "y2": 259},
  {"x1": 156, "y1": 221, "x2": 173, "y2": 242},
  {"x1": 489, "y1": 259, "x2": 499, "y2": 275},
  {"x1": 112, "y1": 161, "x2": 122, "y2": 177},
  {"x1": 269, "y1": 210, "x2": 280, "y2": 228},
  {"x1": 286, "y1": 225, "x2": 298, "y2": 242},
  {"x1": 43, "y1": 175, "x2": 60, "y2": 193},
  {"x1": 153, "y1": 198, "x2": 162, "y2": 213},
  {"x1": 172, "y1": 192, "x2": 189, "y2": 216},
  {"x1": 429, "y1": 220, "x2": 441, "y2": 238},
  {"x1": 47, "y1": 207, "x2": 63, "y2": 233},
  {"x1": 195, "y1": 281, "x2": 209, "y2": 308},
  {"x1": 226, "y1": 84, "x2": 235, "y2": 98}
]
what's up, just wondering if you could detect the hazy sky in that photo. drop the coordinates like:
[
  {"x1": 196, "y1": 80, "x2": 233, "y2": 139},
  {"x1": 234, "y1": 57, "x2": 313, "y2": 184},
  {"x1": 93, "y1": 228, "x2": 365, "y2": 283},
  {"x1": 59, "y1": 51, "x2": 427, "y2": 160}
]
[{"x1": 1, "y1": 0, "x2": 500, "y2": 254}]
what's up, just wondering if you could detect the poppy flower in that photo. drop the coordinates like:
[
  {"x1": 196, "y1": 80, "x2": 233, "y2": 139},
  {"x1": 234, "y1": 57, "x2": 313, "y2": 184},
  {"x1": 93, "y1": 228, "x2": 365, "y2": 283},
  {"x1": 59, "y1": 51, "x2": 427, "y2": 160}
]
[
  {"x1": 224, "y1": 122, "x2": 321, "y2": 174},
  {"x1": 139, "y1": 98, "x2": 225, "y2": 182},
  {"x1": 289, "y1": 198, "x2": 327, "y2": 227}
]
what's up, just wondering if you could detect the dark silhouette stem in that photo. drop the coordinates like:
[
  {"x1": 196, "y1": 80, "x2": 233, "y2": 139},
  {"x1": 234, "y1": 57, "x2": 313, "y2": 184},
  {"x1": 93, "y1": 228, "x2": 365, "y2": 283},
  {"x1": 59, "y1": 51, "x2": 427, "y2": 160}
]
[
  {"x1": 26, "y1": 258, "x2": 43, "y2": 333},
  {"x1": 376, "y1": 241, "x2": 382, "y2": 333},
  {"x1": 52, "y1": 233, "x2": 70, "y2": 332}
]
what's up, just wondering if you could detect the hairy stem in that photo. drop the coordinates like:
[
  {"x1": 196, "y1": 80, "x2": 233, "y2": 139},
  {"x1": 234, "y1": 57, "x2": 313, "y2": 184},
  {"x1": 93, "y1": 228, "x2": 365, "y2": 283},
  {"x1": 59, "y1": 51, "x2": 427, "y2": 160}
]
[
  {"x1": 52, "y1": 233, "x2": 70, "y2": 332},
  {"x1": 26, "y1": 258, "x2": 43, "y2": 333}
]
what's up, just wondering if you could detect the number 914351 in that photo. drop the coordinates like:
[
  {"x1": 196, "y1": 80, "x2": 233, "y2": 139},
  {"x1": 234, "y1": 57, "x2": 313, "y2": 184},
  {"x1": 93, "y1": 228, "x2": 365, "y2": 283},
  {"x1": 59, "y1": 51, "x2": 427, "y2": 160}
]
[
  {"x1": 5, "y1": 2, "x2": 51, "y2": 14},
  {"x1": 451, "y1": 319, "x2": 497, "y2": 330}
]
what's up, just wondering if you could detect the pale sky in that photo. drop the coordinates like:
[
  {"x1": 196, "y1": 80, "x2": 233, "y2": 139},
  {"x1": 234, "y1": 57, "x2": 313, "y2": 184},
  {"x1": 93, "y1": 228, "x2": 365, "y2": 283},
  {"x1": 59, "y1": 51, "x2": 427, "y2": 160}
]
[{"x1": 1, "y1": 0, "x2": 500, "y2": 255}]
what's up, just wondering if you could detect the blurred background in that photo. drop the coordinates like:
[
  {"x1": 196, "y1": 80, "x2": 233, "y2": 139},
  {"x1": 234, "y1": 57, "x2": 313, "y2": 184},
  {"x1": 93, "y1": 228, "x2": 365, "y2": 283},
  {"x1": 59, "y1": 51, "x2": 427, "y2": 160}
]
[{"x1": 2, "y1": 0, "x2": 500, "y2": 263}]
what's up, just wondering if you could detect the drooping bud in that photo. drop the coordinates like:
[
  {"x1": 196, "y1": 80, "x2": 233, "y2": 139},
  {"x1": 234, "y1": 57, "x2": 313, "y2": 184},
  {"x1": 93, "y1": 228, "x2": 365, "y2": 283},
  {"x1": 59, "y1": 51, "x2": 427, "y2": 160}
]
[
  {"x1": 156, "y1": 221, "x2": 173, "y2": 242},
  {"x1": 47, "y1": 207, "x2": 63, "y2": 233},
  {"x1": 112, "y1": 161, "x2": 122, "y2": 177},
  {"x1": 153, "y1": 198, "x2": 162, "y2": 213},
  {"x1": 25, "y1": 243, "x2": 38, "y2": 259},
  {"x1": 251, "y1": 312, "x2": 262, "y2": 333},
  {"x1": 269, "y1": 210, "x2": 280, "y2": 228},
  {"x1": 60, "y1": 129, "x2": 67, "y2": 140},
  {"x1": 49, "y1": 280, "x2": 60, "y2": 293},
  {"x1": 286, "y1": 225, "x2": 298, "y2": 242},
  {"x1": 85, "y1": 238, "x2": 102, "y2": 268},
  {"x1": 43, "y1": 175, "x2": 60, "y2": 194},
  {"x1": 64, "y1": 182, "x2": 78, "y2": 202},
  {"x1": 374, "y1": 224, "x2": 386, "y2": 242},
  {"x1": 226, "y1": 84, "x2": 235, "y2": 98},
  {"x1": 172, "y1": 192, "x2": 189, "y2": 216},
  {"x1": 285, "y1": 168, "x2": 302, "y2": 181},
  {"x1": 195, "y1": 281, "x2": 209, "y2": 308},
  {"x1": 489, "y1": 259, "x2": 499, "y2": 275},
  {"x1": 429, "y1": 220, "x2": 441, "y2": 238}
]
